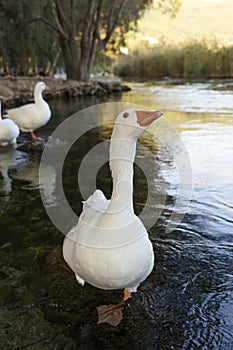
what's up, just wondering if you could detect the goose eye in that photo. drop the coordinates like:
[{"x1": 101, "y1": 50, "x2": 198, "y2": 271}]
[{"x1": 123, "y1": 112, "x2": 129, "y2": 118}]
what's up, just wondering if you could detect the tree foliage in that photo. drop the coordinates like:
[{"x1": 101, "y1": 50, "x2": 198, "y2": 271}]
[
  {"x1": 155, "y1": 0, "x2": 182, "y2": 18},
  {"x1": 36, "y1": 0, "x2": 155, "y2": 80},
  {"x1": 0, "y1": 0, "x2": 182, "y2": 80},
  {"x1": 0, "y1": 0, "x2": 58, "y2": 75}
]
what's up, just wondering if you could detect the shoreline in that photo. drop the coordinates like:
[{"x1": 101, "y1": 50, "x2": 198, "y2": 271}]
[{"x1": 0, "y1": 76, "x2": 130, "y2": 108}]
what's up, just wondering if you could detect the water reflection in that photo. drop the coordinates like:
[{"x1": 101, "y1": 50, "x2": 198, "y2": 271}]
[
  {"x1": 0, "y1": 147, "x2": 27, "y2": 195},
  {"x1": 12, "y1": 160, "x2": 57, "y2": 207}
]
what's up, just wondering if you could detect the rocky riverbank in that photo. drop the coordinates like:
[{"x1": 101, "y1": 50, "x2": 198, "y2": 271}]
[{"x1": 0, "y1": 76, "x2": 130, "y2": 108}]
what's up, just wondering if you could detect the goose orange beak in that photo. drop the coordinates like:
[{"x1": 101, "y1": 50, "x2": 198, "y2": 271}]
[{"x1": 136, "y1": 110, "x2": 163, "y2": 126}]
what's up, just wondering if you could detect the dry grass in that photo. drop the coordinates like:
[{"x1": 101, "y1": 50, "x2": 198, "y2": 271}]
[{"x1": 114, "y1": 40, "x2": 233, "y2": 79}]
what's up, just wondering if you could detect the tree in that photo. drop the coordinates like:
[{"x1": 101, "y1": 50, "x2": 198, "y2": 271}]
[
  {"x1": 0, "y1": 0, "x2": 59, "y2": 75},
  {"x1": 30, "y1": 0, "x2": 154, "y2": 81},
  {"x1": 0, "y1": 0, "x2": 182, "y2": 80},
  {"x1": 155, "y1": 0, "x2": 182, "y2": 18},
  {"x1": 38, "y1": 0, "x2": 182, "y2": 80}
]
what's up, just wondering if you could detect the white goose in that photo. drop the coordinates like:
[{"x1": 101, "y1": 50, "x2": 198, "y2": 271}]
[
  {"x1": 5, "y1": 81, "x2": 51, "y2": 139},
  {"x1": 0, "y1": 101, "x2": 19, "y2": 146},
  {"x1": 63, "y1": 108, "x2": 163, "y2": 326}
]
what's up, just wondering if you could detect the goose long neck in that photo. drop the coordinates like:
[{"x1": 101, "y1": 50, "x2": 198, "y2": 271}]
[
  {"x1": 108, "y1": 133, "x2": 136, "y2": 213},
  {"x1": 34, "y1": 87, "x2": 44, "y2": 105}
]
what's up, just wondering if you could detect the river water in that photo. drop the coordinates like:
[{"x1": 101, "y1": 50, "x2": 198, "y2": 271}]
[{"x1": 0, "y1": 79, "x2": 233, "y2": 349}]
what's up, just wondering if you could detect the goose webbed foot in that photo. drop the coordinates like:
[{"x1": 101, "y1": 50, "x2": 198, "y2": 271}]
[
  {"x1": 97, "y1": 288, "x2": 132, "y2": 326},
  {"x1": 97, "y1": 301, "x2": 124, "y2": 326}
]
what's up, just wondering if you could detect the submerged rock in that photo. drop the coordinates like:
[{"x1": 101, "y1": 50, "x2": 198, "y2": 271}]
[
  {"x1": 0, "y1": 284, "x2": 15, "y2": 306},
  {"x1": 17, "y1": 138, "x2": 47, "y2": 152}
]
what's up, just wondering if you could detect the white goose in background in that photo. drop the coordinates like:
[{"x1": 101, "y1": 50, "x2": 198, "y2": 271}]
[
  {"x1": 63, "y1": 108, "x2": 163, "y2": 326},
  {"x1": 5, "y1": 81, "x2": 51, "y2": 140},
  {"x1": 0, "y1": 101, "x2": 19, "y2": 146}
]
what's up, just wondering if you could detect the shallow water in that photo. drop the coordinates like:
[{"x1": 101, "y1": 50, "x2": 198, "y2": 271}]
[{"x1": 0, "y1": 80, "x2": 233, "y2": 349}]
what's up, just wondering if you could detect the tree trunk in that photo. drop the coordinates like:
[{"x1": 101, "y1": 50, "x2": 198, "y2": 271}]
[
  {"x1": 59, "y1": 36, "x2": 79, "y2": 80},
  {"x1": 77, "y1": 45, "x2": 96, "y2": 81},
  {"x1": 77, "y1": 50, "x2": 91, "y2": 81},
  {"x1": 76, "y1": 0, "x2": 97, "y2": 81}
]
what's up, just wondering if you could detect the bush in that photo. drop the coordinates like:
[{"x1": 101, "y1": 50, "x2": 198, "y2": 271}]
[{"x1": 114, "y1": 40, "x2": 233, "y2": 79}]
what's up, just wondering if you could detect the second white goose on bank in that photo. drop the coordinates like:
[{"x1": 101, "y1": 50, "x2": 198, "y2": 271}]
[{"x1": 5, "y1": 81, "x2": 51, "y2": 140}]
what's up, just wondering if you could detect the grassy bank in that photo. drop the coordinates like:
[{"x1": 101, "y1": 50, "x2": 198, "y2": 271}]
[{"x1": 114, "y1": 40, "x2": 233, "y2": 79}]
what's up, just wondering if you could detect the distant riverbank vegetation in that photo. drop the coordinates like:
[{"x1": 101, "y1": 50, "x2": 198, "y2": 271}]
[
  {"x1": 114, "y1": 40, "x2": 233, "y2": 79},
  {"x1": 0, "y1": 0, "x2": 183, "y2": 82}
]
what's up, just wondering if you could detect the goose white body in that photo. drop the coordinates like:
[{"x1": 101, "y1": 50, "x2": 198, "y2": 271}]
[
  {"x1": 0, "y1": 101, "x2": 19, "y2": 146},
  {"x1": 63, "y1": 109, "x2": 163, "y2": 295},
  {"x1": 63, "y1": 190, "x2": 154, "y2": 291},
  {"x1": 5, "y1": 82, "x2": 51, "y2": 133}
]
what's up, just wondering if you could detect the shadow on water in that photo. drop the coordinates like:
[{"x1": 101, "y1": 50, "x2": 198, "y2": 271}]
[{"x1": 0, "y1": 81, "x2": 233, "y2": 349}]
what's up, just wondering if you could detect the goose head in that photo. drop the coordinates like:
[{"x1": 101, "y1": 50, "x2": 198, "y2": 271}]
[
  {"x1": 35, "y1": 81, "x2": 49, "y2": 93},
  {"x1": 113, "y1": 109, "x2": 163, "y2": 141}
]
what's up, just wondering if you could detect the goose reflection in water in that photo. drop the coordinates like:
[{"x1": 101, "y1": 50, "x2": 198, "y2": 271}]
[
  {"x1": 11, "y1": 159, "x2": 57, "y2": 207},
  {"x1": 0, "y1": 147, "x2": 27, "y2": 195}
]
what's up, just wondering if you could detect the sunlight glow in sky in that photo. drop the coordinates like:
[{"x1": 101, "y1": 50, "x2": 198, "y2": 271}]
[{"x1": 134, "y1": 0, "x2": 233, "y2": 44}]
